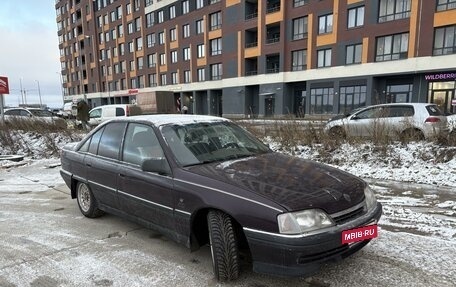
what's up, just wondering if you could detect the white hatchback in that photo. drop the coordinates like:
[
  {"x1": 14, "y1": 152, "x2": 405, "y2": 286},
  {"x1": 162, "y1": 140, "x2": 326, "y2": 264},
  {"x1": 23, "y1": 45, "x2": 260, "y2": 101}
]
[{"x1": 324, "y1": 103, "x2": 448, "y2": 140}]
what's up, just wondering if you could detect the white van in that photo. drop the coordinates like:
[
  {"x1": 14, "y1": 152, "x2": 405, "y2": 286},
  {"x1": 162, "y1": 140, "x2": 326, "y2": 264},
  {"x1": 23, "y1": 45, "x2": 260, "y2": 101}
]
[{"x1": 88, "y1": 104, "x2": 141, "y2": 127}]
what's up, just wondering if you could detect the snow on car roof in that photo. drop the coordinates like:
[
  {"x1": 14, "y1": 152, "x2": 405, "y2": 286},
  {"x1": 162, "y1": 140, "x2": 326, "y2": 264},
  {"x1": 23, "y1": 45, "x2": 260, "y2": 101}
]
[{"x1": 126, "y1": 114, "x2": 230, "y2": 127}]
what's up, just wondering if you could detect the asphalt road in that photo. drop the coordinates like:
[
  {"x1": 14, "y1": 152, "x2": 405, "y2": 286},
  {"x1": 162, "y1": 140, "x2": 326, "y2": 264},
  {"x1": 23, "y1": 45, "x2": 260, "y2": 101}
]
[{"x1": 0, "y1": 161, "x2": 455, "y2": 287}]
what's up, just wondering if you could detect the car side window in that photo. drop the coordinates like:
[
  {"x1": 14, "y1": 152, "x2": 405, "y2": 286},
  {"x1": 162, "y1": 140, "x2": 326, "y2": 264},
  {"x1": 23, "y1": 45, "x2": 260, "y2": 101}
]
[
  {"x1": 20, "y1": 110, "x2": 31, "y2": 117},
  {"x1": 122, "y1": 123, "x2": 165, "y2": 165},
  {"x1": 5, "y1": 109, "x2": 19, "y2": 116},
  {"x1": 97, "y1": 122, "x2": 127, "y2": 160},
  {"x1": 389, "y1": 106, "x2": 414, "y2": 117},
  {"x1": 355, "y1": 108, "x2": 378, "y2": 119},
  {"x1": 87, "y1": 127, "x2": 105, "y2": 154},
  {"x1": 116, "y1": 108, "x2": 125, "y2": 116},
  {"x1": 89, "y1": 108, "x2": 101, "y2": 119}
]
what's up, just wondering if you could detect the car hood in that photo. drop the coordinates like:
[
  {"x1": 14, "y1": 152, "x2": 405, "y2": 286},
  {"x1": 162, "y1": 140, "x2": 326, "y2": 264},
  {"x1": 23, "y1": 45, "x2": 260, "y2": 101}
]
[{"x1": 186, "y1": 153, "x2": 365, "y2": 214}]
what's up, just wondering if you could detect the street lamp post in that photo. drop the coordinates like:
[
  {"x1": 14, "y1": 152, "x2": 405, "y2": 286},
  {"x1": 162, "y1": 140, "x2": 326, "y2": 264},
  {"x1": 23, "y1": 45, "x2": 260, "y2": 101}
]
[{"x1": 35, "y1": 80, "x2": 42, "y2": 107}]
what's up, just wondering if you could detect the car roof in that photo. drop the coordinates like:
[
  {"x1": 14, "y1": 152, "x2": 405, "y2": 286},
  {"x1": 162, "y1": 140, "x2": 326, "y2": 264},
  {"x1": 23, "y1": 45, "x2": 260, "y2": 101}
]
[
  {"x1": 363, "y1": 103, "x2": 435, "y2": 108},
  {"x1": 112, "y1": 114, "x2": 230, "y2": 127}
]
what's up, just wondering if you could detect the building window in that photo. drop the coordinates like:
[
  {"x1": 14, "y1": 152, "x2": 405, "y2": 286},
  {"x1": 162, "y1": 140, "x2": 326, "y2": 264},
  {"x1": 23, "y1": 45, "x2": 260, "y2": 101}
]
[
  {"x1": 126, "y1": 3, "x2": 131, "y2": 14},
  {"x1": 158, "y1": 10, "x2": 164, "y2": 23},
  {"x1": 291, "y1": 49, "x2": 307, "y2": 71},
  {"x1": 376, "y1": 33, "x2": 409, "y2": 61},
  {"x1": 210, "y1": 11, "x2": 222, "y2": 31},
  {"x1": 160, "y1": 74, "x2": 167, "y2": 86},
  {"x1": 128, "y1": 41, "x2": 134, "y2": 53},
  {"x1": 433, "y1": 25, "x2": 456, "y2": 55},
  {"x1": 386, "y1": 84, "x2": 413, "y2": 103},
  {"x1": 183, "y1": 47, "x2": 191, "y2": 61},
  {"x1": 317, "y1": 48, "x2": 332, "y2": 67},
  {"x1": 378, "y1": 0, "x2": 411, "y2": 23},
  {"x1": 339, "y1": 86, "x2": 367, "y2": 114},
  {"x1": 318, "y1": 14, "x2": 333, "y2": 34},
  {"x1": 170, "y1": 28, "x2": 177, "y2": 42},
  {"x1": 437, "y1": 0, "x2": 456, "y2": 11},
  {"x1": 197, "y1": 44, "x2": 205, "y2": 58},
  {"x1": 131, "y1": 77, "x2": 137, "y2": 89},
  {"x1": 210, "y1": 38, "x2": 222, "y2": 55},
  {"x1": 149, "y1": 73, "x2": 157, "y2": 87},
  {"x1": 184, "y1": 70, "x2": 191, "y2": 83},
  {"x1": 119, "y1": 43, "x2": 125, "y2": 56},
  {"x1": 130, "y1": 60, "x2": 135, "y2": 71},
  {"x1": 196, "y1": 19, "x2": 204, "y2": 34},
  {"x1": 210, "y1": 0, "x2": 221, "y2": 3},
  {"x1": 160, "y1": 53, "x2": 166, "y2": 66},
  {"x1": 147, "y1": 33, "x2": 155, "y2": 48},
  {"x1": 210, "y1": 63, "x2": 222, "y2": 80},
  {"x1": 196, "y1": 0, "x2": 204, "y2": 9},
  {"x1": 145, "y1": 0, "x2": 153, "y2": 7},
  {"x1": 128, "y1": 22, "x2": 134, "y2": 34},
  {"x1": 118, "y1": 24, "x2": 123, "y2": 37},
  {"x1": 171, "y1": 50, "x2": 178, "y2": 63},
  {"x1": 146, "y1": 12, "x2": 155, "y2": 27},
  {"x1": 169, "y1": 6, "x2": 176, "y2": 19},
  {"x1": 292, "y1": 16, "x2": 308, "y2": 40},
  {"x1": 346, "y1": 43, "x2": 362, "y2": 64},
  {"x1": 135, "y1": 17, "x2": 141, "y2": 31},
  {"x1": 171, "y1": 72, "x2": 178, "y2": 84},
  {"x1": 310, "y1": 88, "x2": 334, "y2": 114},
  {"x1": 147, "y1": 53, "x2": 157, "y2": 67},
  {"x1": 183, "y1": 24, "x2": 190, "y2": 38},
  {"x1": 348, "y1": 6, "x2": 364, "y2": 28},
  {"x1": 182, "y1": 0, "x2": 190, "y2": 14},
  {"x1": 159, "y1": 32, "x2": 165, "y2": 45},
  {"x1": 197, "y1": 68, "x2": 205, "y2": 81},
  {"x1": 293, "y1": 0, "x2": 309, "y2": 7},
  {"x1": 137, "y1": 57, "x2": 144, "y2": 70},
  {"x1": 136, "y1": 37, "x2": 143, "y2": 50}
]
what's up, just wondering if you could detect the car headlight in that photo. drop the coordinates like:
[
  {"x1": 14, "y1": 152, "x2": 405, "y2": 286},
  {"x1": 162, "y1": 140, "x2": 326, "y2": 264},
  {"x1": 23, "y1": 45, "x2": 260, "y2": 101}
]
[
  {"x1": 277, "y1": 209, "x2": 335, "y2": 235},
  {"x1": 364, "y1": 185, "x2": 377, "y2": 211}
]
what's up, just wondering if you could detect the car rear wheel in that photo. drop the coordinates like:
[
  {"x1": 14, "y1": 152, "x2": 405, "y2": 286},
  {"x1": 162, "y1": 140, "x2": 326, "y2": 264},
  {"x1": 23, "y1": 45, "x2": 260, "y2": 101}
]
[
  {"x1": 329, "y1": 126, "x2": 346, "y2": 138},
  {"x1": 401, "y1": 129, "x2": 424, "y2": 141},
  {"x1": 76, "y1": 182, "x2": 104, "y2": 218},
  {"x1": 207, "y1": 210, "x2": 240, "y2": 281}
]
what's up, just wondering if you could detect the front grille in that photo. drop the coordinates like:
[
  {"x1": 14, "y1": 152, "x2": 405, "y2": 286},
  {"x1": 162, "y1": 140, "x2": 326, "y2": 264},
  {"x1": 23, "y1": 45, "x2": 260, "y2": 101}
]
[{"x1": 332, "y1": 204, "x2": 365, "y2": 225}]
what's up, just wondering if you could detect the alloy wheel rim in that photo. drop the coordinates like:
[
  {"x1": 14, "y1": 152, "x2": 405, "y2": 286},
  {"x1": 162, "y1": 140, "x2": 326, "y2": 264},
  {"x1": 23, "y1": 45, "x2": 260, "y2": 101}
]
[{"x1": 78, "y1": 184, "x2": 91, "y2": 212}]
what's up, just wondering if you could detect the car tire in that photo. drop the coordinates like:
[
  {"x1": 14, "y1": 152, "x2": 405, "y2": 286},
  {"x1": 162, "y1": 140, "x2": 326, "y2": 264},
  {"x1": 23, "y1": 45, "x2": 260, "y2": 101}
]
[
  {"x1": 207, "y1": 210, "x2": 240, "y2": 282},
  {"x1": 76, "y1": 182, "x2": 104, "y2": 218},
  {"x1": 329, "y1": 126, "x2": 346, "y2": 138},
  {"x1": 401, "y1": 129, "x2": 424, "y2": 141}
]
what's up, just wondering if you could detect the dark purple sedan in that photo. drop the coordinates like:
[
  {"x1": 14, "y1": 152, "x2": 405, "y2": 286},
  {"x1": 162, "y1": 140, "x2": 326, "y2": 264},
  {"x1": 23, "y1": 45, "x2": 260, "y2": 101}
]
[{"x1": 60, "y1": 115, "x2": 382, "y2": 281}]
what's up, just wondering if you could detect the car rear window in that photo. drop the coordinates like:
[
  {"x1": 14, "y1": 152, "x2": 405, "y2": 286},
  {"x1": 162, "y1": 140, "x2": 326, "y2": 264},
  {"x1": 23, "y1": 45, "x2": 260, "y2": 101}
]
[
  {"x1": 426, "y1": 105, "x2": 444, "y2": 116},
  {"x1": 116, "y1": 108, "x2": 125, "y2": 116}
]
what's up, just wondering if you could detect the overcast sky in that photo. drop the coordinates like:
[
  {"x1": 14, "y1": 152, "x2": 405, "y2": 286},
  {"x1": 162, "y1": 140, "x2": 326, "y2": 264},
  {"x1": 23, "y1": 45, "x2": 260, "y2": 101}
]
[{"x1": 0, "y1": 0, "x2": 63, "y2": 108}]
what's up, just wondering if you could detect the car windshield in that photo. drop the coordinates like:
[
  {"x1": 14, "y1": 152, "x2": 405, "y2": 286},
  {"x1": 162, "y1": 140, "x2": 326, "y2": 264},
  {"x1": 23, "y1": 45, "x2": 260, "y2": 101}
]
[
  {"x1": 29, "y1": 109, "x2": 54, "y2": 117},
  {"x1": 160, "y1": 121, "x2": 270, "y2": 167}
]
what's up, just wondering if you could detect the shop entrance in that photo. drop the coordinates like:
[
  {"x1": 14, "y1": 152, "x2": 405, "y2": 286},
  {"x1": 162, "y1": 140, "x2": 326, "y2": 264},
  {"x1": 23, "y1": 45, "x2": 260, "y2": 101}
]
[{"x1": 429, "y1": 81, "x2": 456, "y2": 114}]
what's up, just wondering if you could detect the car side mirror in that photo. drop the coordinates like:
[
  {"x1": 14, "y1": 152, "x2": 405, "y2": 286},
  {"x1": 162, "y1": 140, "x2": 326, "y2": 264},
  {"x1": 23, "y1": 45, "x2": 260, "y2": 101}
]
[{"x1": 141, "y1": 158, "x2": 171, "y2": 175}]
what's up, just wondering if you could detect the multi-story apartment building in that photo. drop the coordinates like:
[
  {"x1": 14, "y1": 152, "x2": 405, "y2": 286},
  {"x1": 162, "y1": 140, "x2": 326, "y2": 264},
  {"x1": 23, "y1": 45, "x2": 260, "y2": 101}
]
[{"x1": 55, "y1": 0, "x2": 456, "y2": 118}]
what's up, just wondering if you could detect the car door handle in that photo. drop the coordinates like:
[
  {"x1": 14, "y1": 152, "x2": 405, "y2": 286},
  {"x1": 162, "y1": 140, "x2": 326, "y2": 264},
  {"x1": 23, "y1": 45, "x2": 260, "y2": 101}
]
[
  {"x1": 86, "y1": 163, "x2": 92, "y2": 167},
  {"x1": 119, "y1": 173, "x2": 125, "y2": 178}
]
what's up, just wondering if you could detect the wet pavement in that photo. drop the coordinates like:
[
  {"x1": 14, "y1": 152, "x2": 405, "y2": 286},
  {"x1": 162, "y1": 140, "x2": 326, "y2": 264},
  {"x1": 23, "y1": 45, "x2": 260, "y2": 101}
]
[{"x1": 0, "y1": 160, "x2": 455, "y2": 287}]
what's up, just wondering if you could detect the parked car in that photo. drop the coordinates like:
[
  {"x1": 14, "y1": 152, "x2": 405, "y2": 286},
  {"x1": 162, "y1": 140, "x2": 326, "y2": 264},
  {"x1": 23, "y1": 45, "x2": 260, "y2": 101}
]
[
  {"x1": 324, "y1": 103, "x2": 448, "y2": 140},
  {"x1": 60, "y1": 115, "x2": 382, "y2": 281},
  {"x1": 87, "y1": 104, "x2": 141, "y2": 127},
  {"x1": 3, "y1": 107, "x2": 66, "y2": 127}
]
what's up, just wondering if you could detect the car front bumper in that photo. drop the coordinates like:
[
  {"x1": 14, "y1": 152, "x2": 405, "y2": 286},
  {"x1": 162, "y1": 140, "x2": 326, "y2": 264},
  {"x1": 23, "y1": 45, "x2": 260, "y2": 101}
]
[{"x1": 243, "y1": 202, "x2": 382, "y2": 277}]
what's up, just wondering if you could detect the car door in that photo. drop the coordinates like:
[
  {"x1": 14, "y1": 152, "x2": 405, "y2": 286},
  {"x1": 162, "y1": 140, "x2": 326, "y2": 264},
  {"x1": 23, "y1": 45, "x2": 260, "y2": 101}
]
[
  {"x1": 349, "y1": 106, "x2": 388, "y2": 137},
  {"x1": 117, "y1": 123, "x2": 176, "y2": 236},
  {"x1": 84, "y1": 122, "x2": 127, "y2": 210},
  {"x1": 88, "y1": 107, "x2": 102, "y2": 126}
]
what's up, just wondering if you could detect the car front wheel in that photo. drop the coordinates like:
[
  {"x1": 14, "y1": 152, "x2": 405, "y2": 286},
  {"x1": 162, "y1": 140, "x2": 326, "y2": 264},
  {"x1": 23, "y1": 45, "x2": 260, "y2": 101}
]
[
  {"x1": 207, "y1": 210, "x2": 240, "y2": 281},
  {"x1": 76, "y1": 182, "x2": 104, "y2": 218}
]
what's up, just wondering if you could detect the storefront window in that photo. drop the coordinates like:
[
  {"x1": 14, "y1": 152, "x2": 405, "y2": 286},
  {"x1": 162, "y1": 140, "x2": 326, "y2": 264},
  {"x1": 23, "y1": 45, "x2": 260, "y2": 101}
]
[
  {"x1": 339, "y1": 85, "x2": 367, "y2": 114},
  {"x1": 428, "y1": 81, "x2": 455, "y2": 114},
  {"x1": 386, "y1": 84, "x2": 413, "y2": 103},
  {"x1": 310, "y1": 88, "x2": 334, "y2": 114}
]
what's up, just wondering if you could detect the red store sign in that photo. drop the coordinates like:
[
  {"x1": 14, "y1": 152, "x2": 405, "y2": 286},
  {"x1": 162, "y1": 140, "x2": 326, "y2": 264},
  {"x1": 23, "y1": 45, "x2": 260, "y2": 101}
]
[{"x1": 0, "y1": 76, "x2": 9, "y2": 94}]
